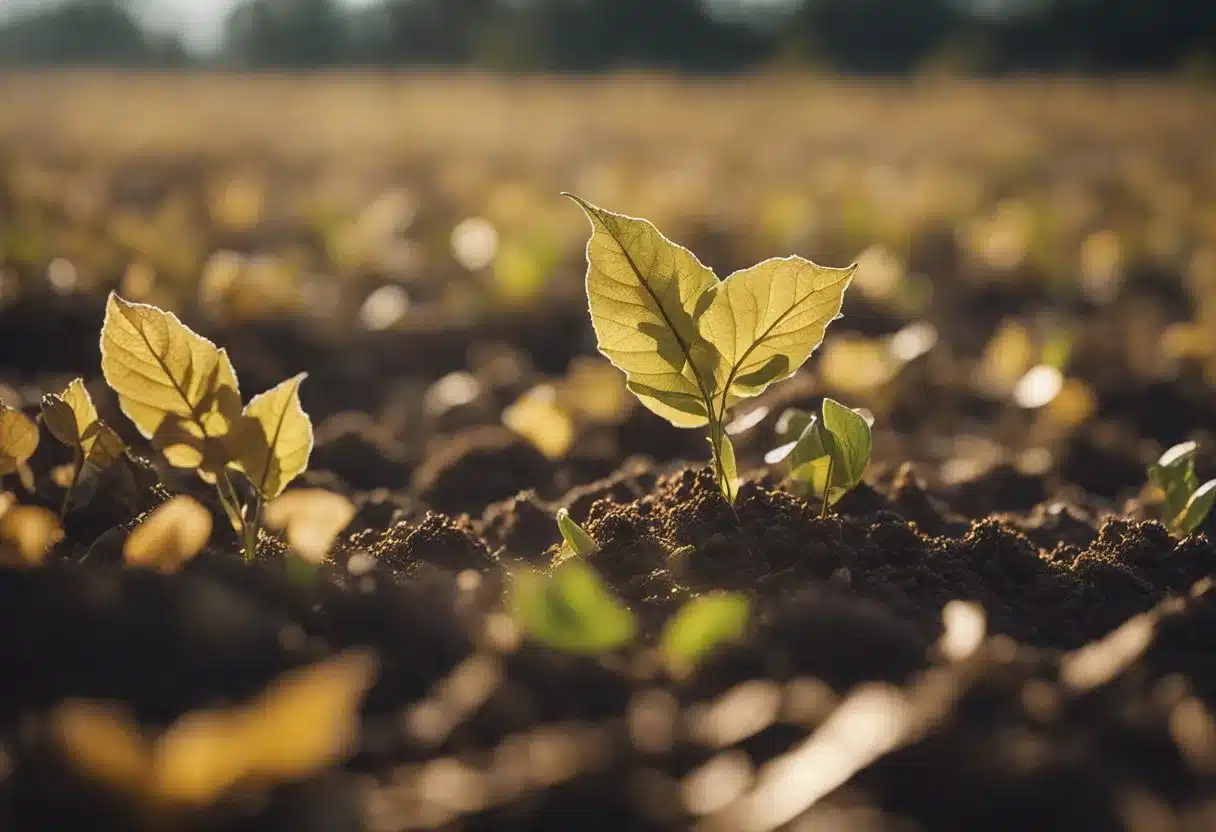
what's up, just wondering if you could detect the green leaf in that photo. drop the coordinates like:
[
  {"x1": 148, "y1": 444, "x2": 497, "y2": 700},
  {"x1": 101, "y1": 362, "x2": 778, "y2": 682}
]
[
  {"x1": 698, "y1": 256, "x2": 855, "y2": 406},
  {"x1": 511, "y1": 560, "x2": 637, "y2": 655},
  {"x1": 774, "y1": 407, "x2": 814, "y2": 446},
  {"x1": 565, "y1": 194, "x2": 719, "y2": 429},
  {"x1": 821, "y1": 398, "x2": 871, "y2": 487},
  {"x1": 556, "y1": 507, "x2": 598, "y2": 556},
  {"x1": 1176, "y1": 480, "x2": 1216, "y2": 536},
  {"x1": 661, "y1": 592, "x2": 750, "y2": 678},
  {"x1": 1149, "y1": 442, "x2": 1200, "y2": 523},
  {"x1": 718, "y1": 431, "x2": 739, "y2": 503}
]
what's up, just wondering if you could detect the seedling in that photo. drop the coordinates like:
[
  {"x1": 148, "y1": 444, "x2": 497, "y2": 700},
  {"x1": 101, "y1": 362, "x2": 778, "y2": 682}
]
[
  {"x1": 1148, "y1": 441, "x2": 1215, "y2": 537},
  {"x1": 555, "y1": 506, "x2": 597, "y2": 559},
  {"x1": 767, "y1": 398, "x2": 872, "y2": 517},
  {"x1": 41, "y1": 378, "x2": 126, "y2": 519},
  {"x1": 567, "y1": 195, "x2": 854, "y2": 504},
  {"x1": 99, "y1": 293, "x2": 314, "y2": 561}
]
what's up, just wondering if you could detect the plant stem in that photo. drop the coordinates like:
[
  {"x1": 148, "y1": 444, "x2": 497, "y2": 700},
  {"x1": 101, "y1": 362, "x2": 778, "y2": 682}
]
[
  {"x1": 216, "y1": 472, "x2": 256, "y2": 561},
  {"x1": 820, "y1": 454, "x2": 835, "y2": 520}
]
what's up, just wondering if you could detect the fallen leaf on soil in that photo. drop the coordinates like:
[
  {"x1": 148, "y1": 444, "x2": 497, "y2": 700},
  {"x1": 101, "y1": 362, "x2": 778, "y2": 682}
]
[{"x1": 123, "y1": 495, "x2": 212, "y2": 574}]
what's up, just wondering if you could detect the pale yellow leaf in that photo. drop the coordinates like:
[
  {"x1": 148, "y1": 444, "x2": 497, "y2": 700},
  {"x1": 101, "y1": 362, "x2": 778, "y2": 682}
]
[
  {"x1": 264, "y1": 488, "x2": 354, "y2": 564},
  {"x1": 698, "y1": 257, "x2": 855, "y2": 406},
  {"x1": 123, "y1": 495, "x2": 212, "y2": 574},
  {"x1": 502, "y1": 384, "x2": 574, "y2": 460},
  {"x1": 153, "y1": 710, "x2": 248, "y2": 807},
  {"x1": 229, "y1": 373, "x2": 313, "y2": 499},
  {"x1": 99, "y1": 293, "x2": 242, "y2": 475},
  {"x1": 0, "y1": 504, "x2": 64, "y2": 566},
  {"x1": 566, "y1": 194, "x2": 719, "y2": 428},
  {"x1": 41, "y1": 378, "x2": 125, "y2": 469},
  {"x1": 0, "y1": 403, "x2": 39, "y2": 478},
  {"x1": 229, "y1": 649, "x2": 377, "y2": 781},
  {"x1": 51, "y1": 700, "x2": 154, "y2": 795}
]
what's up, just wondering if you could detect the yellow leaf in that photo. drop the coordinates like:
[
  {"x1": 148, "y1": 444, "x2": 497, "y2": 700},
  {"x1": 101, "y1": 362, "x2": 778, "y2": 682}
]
[
  {"x1": 51, "y1": 700, "x2": 154, "y2": 794},
  {"x1": 0, "y1": 504, "x2": 64, "y2": 566},
  {"x1": 41, "y1": 378, "x2": 125, "y2": 469},
  {"x1": 566, "y1": 194, "x2": 720, "y2": 429},
  {"x1": 99, "y1": 293, "x2": 242, "y2": 477},
  {"x1": 229, "y1": 649, "x2": 377, "y2": 782},
  {"x1": 123, "y1": 495, "x2": 212, "y2": 574},
  {"x1": 699, "y1": 256, "x2": 855, "y2": 406},
  {"x1": 502, "y1": 384, "x2": 574, "y2": 460},
  {"x1": 263, "y1": 489, "x2": 354, "y2": 564},
  {"x1": 229, "y1": 373, "x2": 313, "y2": 499},
  {"x1": 153, "y1": 710, "x2": 247, "y2": 807},
  {"x1": 0, "y1": 402, "x2": 39, "y2": 479}
]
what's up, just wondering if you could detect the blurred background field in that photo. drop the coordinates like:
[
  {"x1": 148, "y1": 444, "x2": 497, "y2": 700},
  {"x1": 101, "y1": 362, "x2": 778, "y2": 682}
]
[{"x1": 1, "y1": 1, "x2": 1215, "y2": 509}]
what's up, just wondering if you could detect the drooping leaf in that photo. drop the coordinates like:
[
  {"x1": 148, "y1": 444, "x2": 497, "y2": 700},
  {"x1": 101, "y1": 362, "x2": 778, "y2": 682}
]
[
  {"x1": 660, "y1": 592, "x2": 750, "y2": 678},
  {"x1": 565, "y1": 194, "x2": 719, "y2": 428},
  {"x1": 229, "y1": 373, "x2": 313, "y2": 499},
  {"x1": 264, "y1": 489, "x2": 355, "y2": 564},
  {"x1": 698, "y1": 257, "x2": 855, "y2": 406},
  {"x1": 556, "y1": 507, "x2": 597, "y2": 556},
  {"x1": 41, "y1": 379, "x2": 125, "y2": 469},
  {"x1": 512, "y1": 559, "x2": 636, "y2": 655},
  {"x1": 99, "y1": 293, "x2": 242, "y2": 477},
  {"x1": 0, "y1": 504, "x2": 63, "y2": 567},
  {"x1": 124, "y1": 496, "x2": 212, "y2": 574},
  {"x1": 0, "y1": 403, "x2": 39, "y2": 485},
  {"x1": 1177, "y1": 480, "x2": 1216, "y2": 536}
]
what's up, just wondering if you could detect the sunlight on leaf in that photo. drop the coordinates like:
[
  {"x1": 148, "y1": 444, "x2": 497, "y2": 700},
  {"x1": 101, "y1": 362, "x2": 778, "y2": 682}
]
[
  {"x1": 41, "y1": 378, "x2": 125, "y2": 469},
  {"x1": 123, "y1": 495, "x2": 212, "y2": 574},
  {"x1": 229, "y1": 373, "x2": 313, "y2": 499},
  {"x1": 512, "y1": 560, "x2": 636, "y2": 655},
  {"x1": 1177, "y1": 480, "x2": 1216, "y2": 536},
  {"x1": 264, "y1": 489, "x2": 355, "y2": 565},
  {"x1": 566, "y1": 194, "x2": 719, "y2": 429},
  {"x1": 0, "y1": 503, "x2": 63, "y2": 567},
  {"x1": 502, "y1": 384, "x2": 574, "y2": 460},
  {"x1": 556, "y1": 507, "x2": 598, "y2": 557},
  {"x1": 0, "y1": 402, "x2": 39, "y2": 482},
  {"x1": 661, "y1": 592, "x2": 750, "y2": 679},
  {"x1": 100, "y1": 293, "x2": 242, "y2": 479}
]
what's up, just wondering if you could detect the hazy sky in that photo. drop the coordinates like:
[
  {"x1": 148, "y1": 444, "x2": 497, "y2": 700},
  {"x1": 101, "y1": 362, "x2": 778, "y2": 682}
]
[{"x1": 2, "y1": 0, "x2": 800, "y2": 53}]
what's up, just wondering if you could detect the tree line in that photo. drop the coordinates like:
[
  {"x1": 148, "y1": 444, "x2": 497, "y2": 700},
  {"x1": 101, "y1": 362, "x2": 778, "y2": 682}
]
[{"x1": 1, "y1": 0, "x2": 1213, "y2": 75}]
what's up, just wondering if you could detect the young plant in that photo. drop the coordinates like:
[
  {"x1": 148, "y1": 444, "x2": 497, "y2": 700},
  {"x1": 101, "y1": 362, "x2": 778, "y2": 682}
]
[
  {"x1": 0, "y1": 402, "x2": 40, "y2": 492},
  {"x1": 41, "y1": 378, "x2": 126, "y2": 519},
  {"x1": 1148, "y1": 441, "x2": 1216, "y2": 537},
  {"x1": 566, "y1": 195, "x2": 854, "y2": 503},
  {"x1": 555, "y1": 506, "x2": 597, "y2": 560},
  {"x1": 767, "y1": 398, "x2": 872, "y2": 517},
  {"x1": 99, "y1": 293, "x2": 315, "y2": 561}
]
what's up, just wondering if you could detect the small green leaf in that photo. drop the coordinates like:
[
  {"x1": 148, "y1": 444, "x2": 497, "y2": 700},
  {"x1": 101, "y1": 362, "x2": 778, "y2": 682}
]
[
  {"x1": 821, "y1": 398, "x2": 872, "y2": 487},
  {"x1": 511, "y1": 560, "x2": 636, "y2": 655},
  {"x1": 1149, "y1": 442, "x2": 1201, "y2": 525},
  {"x1": 556, "y1": 507, "x2": 597, "y2": 556},
  {"x1": 661, "y1": 592, "x2": 750, "y2": 678},
  {"x1": 774, "y1": 408, "x2": 814, "y2": 446},
  {"x1": 565, "y1": 194, "x2": 719, "y2": 429},
  {"x1": 1176, "y1": 480, "x2": 1216, "y2": 536}
]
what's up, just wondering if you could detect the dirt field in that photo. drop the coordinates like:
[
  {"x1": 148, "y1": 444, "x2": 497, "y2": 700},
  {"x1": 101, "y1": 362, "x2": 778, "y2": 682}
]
[{"x1": 0, "y1": 73, "x2": 1215, "y2": 831}]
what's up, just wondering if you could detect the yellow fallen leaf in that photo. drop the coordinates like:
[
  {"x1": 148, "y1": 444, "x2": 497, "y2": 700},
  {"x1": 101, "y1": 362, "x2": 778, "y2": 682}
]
[
  {"x1": 41, "y1": 378, "x2": 125, "y2": 469},
  {"x1": 263, "y1": 489, "x2": 355, "y2": 564},
  {"x1": 0, "y1": 402, "x2": 39, "y2": 483},
  {"x1": 51, "y1": 700, "x2": 154, "y2": 794},
  {"x1": 0, "y1": 504, "x2": 64, "y2": 566},
  {"x1": 99, "y1": 293, "x2": 242, "y2": 479},
  {"x1": 229, "y1": 373, "x2": 313, "y2": 499},
  {"x1": 502, "y1": 384, "x2": 574, "y2": 460},
  {"x1": 124, "y1": 495, "x2": 212, "y2": 574}
]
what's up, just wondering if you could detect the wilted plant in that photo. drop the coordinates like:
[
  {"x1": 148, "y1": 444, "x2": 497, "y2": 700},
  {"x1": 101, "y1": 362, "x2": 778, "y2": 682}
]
[
  {"x1": 99, "y1": 293, "x2": 315, "y2": 561},
  {"x1": 767, "y1": 398, "x2": 872, "y2": 517},
  {"x1": 1147, "y1": 441, "x2": 1215, "y2": 537},
  {"x1": 567, "y1": 195, "x2": 854, "y2": 503}
]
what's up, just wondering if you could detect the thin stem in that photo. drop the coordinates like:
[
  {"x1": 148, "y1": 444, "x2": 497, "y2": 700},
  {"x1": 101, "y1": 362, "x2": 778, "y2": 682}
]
[
  {"x1": 215, "y1": 472, "x2": 252, "y2": 561},
  {"x1": 820, "y1": 454, "x2": 835, "y2": 520}
]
